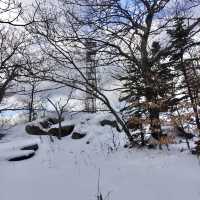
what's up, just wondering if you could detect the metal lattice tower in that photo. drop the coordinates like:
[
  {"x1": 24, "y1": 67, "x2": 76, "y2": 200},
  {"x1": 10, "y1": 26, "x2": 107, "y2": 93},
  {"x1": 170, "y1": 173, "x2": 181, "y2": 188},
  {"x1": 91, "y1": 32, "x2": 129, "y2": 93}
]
[{"x1": 85, "y1": 40, "x2": 97, "y2": 113}]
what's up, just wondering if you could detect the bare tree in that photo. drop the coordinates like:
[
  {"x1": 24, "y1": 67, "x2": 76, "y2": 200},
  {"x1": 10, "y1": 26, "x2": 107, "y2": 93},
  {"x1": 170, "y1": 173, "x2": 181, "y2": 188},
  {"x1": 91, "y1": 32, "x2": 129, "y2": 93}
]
[
  {"x1": 0, "y1": 0, "x2": 41, "y2": 27},
  {"x1": 0, "y1": 25, "x2": 46, "y2": 119},
  {"x1": 26, "y1": 0, "x2": 137, "y2": 145},
  {"x1": 47, "y1": 88, "x2": 73, "y2": 140},
  {"x1": 0, "y1": 27, "x2": 31, "y2": 104},
  {"x1": 0, "y1": 0, "x2": 50, "y2": 119},
  {"x1": 0, "y1": 0, "x2": 24, "y2": 25},
  {"x1": 64, "y1": 0, "x2": 200, "y2": 143},
  {"x1": 28, "y1": 0, "x2": 200, "y2": 146}
]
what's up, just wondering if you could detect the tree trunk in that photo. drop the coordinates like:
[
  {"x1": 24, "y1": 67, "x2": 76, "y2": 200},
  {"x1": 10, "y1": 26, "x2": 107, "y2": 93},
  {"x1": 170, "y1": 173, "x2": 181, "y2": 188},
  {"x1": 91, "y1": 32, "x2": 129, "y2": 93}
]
[
  {"x1": 149, "y1": 105, "x2": 162, "y2": 149},
  {"x1": 140, "y1": 124, "x2": 145, "y2": 146},
  {"x1": 28, "y1": 84, "x2": 35, "y2": 122},
  {"x1": 58, "y1": 115, "x2": 62, "y2": 140}
]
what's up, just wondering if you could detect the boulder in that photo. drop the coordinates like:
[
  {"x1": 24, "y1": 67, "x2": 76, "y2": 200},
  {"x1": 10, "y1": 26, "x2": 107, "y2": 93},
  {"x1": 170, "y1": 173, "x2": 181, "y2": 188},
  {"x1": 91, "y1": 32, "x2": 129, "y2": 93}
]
[
  {"x1": 39, "y1": 117, "x2": 64, "y2": 128},
  {"x1": 48, "y1": 125, "x2": 75, "y2": 138},
  {"x1": 21, "y1": 144, "x2": 39, "y2": 151},
  {"x1": 25, "y1": 125, "x2": 47, "y2": 135},
  {"x1": 8, "y1": 152, "x2": 35, "y2": 162},
  {"x1": 100, "y1": 119, "x2": 121, "y2": 132},
  {"x1": 71, "y1": 132, "x2": 86, "y2": 139}
]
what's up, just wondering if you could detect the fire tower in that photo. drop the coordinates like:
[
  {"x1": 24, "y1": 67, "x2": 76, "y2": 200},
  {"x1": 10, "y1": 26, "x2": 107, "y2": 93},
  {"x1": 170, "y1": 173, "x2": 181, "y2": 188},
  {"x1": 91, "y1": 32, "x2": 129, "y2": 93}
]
[{"x1": 85, "y1": 40, "x2": 97, "y2": 112}]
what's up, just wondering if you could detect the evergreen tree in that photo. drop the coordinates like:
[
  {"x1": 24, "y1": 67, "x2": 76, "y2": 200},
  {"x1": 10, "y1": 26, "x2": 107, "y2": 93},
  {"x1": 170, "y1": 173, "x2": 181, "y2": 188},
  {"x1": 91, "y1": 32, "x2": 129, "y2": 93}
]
[
  {"x1": 119, "y1": 41, "x2": 174, "y2": 146},
  {"x1": 167, "y1": 16, "x2": 200, "y2": 133}
]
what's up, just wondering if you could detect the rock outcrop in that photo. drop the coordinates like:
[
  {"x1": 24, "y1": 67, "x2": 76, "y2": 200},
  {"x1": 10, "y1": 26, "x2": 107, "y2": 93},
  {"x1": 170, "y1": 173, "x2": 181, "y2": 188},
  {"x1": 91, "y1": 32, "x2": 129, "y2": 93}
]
[
  {"x1": 71, "y1": 132, "x2": 86, "y2": 139},
  {"x1": 25, "y1": 125, "x2": 47, "y2": 135},
  {"x1": 100, "y1": 119, "x2": 121, "y2": 132},
  {"x1": 48, "y1": 125, "x2": 75, "y2": 138}
]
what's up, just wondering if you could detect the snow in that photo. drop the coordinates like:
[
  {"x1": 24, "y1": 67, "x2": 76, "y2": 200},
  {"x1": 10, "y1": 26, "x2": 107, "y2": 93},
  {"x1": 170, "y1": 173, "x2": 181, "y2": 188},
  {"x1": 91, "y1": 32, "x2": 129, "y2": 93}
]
[{"x1": 0, "y1": 113, "x2": 200, "y2": 200}]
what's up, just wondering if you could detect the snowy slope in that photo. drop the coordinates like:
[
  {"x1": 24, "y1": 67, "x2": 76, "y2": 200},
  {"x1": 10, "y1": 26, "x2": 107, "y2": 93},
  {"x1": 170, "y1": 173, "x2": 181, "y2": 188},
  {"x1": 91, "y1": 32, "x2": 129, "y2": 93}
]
[{"x1": 0, "y1": 112, "x2": 200, "y2": 200}]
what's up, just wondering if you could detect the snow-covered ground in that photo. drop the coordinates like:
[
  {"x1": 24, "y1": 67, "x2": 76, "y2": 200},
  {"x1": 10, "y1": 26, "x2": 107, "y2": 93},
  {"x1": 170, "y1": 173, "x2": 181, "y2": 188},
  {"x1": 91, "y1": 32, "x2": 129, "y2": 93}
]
[{"x1": 0, "y1": 113, "x2": 200, "y2": 200}]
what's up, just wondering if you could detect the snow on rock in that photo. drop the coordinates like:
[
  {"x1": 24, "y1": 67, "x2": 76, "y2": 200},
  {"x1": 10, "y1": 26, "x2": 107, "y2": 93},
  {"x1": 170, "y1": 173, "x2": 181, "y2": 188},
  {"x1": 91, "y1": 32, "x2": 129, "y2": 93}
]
[
  {"x1": 0, "y1": 138, "x2": 41, "y2": 151},
  {"x1": 6, "y1": 150, "x2": 35, "y2": 161},
  {"x1": 0, "y1": 137, "x2": 40, "y2": 161}
]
